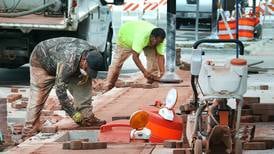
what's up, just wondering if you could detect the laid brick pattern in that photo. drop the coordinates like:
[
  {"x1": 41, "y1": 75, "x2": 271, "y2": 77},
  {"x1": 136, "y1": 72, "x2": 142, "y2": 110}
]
[
  {"x1": 63, "y1": 140, "x2": 107, "y2": 150},
  {"x1": 173, "y1": 148, "x2": 192, "y2": 154},
  {"x1": 243, "y1": 142, "x2": 266, "y2": 150},
  {"x1": 163, "y1": 140, "x2": 183, "y2": 148},
  {"x1": 41, "y1": 126, "x2": 58, "y2": 133}
]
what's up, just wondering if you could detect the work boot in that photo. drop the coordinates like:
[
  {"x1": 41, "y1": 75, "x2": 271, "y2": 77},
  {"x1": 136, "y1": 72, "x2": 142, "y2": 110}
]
[
  {"x1": 81, "y1": 115, "x2": 106, "y2": 127},
  {"x1": 21, "y1": 122, "x2": 40, "y2": 140}
]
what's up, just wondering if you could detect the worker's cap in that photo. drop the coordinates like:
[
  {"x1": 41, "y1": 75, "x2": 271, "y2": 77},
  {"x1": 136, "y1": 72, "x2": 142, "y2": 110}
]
[{"x1": 86, "y1": 50, "x2": 104, "y2": 78}]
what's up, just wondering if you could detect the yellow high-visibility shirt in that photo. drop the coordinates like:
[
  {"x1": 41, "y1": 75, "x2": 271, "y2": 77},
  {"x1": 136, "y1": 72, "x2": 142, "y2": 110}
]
[{"x1": 117, "y1": 20, "x2": 165, "y2": 55}]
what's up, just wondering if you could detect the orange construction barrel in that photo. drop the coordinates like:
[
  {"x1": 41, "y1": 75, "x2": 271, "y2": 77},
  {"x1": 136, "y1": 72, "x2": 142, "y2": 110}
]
[{"x1": 146, "y1": 111, "x2": 183, "y2": 143}]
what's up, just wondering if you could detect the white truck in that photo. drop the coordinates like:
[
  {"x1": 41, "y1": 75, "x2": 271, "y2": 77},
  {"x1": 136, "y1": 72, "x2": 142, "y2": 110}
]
[
  {"x1": 176, "y1": 0, "x2": 212, "y2": 28},
  {"x1": 0, "y1": 0, "x2": 123, "y2": 70}
]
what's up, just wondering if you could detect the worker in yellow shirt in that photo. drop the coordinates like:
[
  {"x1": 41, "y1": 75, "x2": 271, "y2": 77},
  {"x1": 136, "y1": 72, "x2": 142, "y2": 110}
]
[{"x1": 104, "y1": 20, "x2": 166, "y2": 90}]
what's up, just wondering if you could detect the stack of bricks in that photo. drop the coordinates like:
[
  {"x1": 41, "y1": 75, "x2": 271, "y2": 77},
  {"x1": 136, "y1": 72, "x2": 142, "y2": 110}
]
[
  {"x1": 240, "y1": 96, "x2": 274, "y2": 150},
  {"x1": 163, "y1": 140, "x2": 192, "y2": 154},
  {"x1": 0, "y1": 98, "x2": 11, "y2": 143},
  {"x1": 240, "y1": 97, "x2": 274, "y2": 123},
  {"x1": 240, "y1": 97, "x2": 261, "y2": 123},
  {"x1": 252, "y1": 103, "x2": 274, "y2": 122},
  {"x1": 63, "y1": 139, "x2": 107, "y2": 150},
  {"x1": 7, "y1": 88, "x2": 29, "y2": 110}
]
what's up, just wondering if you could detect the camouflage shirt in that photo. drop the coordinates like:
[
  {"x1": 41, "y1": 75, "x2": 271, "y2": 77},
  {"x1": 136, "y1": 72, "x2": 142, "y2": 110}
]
[{"x1": 31, "y1": 37, "x2": 97, "y2": 109}]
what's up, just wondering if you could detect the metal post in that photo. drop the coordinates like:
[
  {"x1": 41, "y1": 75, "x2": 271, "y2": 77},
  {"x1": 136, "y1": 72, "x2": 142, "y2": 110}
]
[
  {"x1": 235, "y1": 0, "x2": 239, "y2": 57},
  {"x1": 0, "y1": 98, "x2": 10, "y2": 144},
  {"x1": 160, "y1": 0, "x2": 182, "y2": 83},
  {"x1": 253, "y1": 0, "x2": 256, "y2": 15},
  {"x1": 195, "y1": 0, "x2": 200, "y2": 41},
  {"x1": 210, "y1": 0, "x2": 219, "y2": 39}
]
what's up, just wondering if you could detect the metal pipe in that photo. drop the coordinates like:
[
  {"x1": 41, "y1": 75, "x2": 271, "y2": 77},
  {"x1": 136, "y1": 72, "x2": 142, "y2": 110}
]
[
  {"x1": 236, "y1": 0, "x2": 239, "y2": 58},
  {"x1": 211, "y1": 0, "x2": 218, "y2": 36},
  {"x1": 195, "y1": 0, "x2": 200, "y2": 41},
  {"x1": 0, "y1": 0, "x2": 58, "y2": 18},
  {"x1": 160, "y1": 0, "x2": 182, "y2": 83},
  {"x1": 253, "y1": 0, "x2": 256, "y2": 15}
]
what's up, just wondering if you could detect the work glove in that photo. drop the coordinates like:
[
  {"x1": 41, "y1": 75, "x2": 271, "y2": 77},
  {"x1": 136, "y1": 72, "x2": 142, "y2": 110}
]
[{"x1": 72, "y1": 112, "x2": 83, "y2": 123}]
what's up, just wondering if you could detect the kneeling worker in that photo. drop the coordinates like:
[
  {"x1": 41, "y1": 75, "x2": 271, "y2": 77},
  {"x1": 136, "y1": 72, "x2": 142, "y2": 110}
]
[{"x1": 22, "y1": 37, "x2": 106, "y2": 138}]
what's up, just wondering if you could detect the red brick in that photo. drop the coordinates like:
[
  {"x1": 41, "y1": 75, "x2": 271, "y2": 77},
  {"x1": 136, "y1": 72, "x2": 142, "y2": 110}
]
[
  {"x1": 243, "y1": 97, "x2": 260, "y2": 104},
  {"x1": 70, "y1": 140, "x2": 82, "y2": 150},
  {"x1": 80, "y1": 142, "x2": 108, "y2": 150},
  {"x1": 243, "y1": 142, "x2": 266, "y2": 150},
  {"x1": 62, "y1": 142, "x2": 70, "y2": 149},
  {"x1": 11, "y1": 88, "x2": 19, "y2": 93},
  {"x1": 260, "y1": 85, "x2": 269, "y2": 90},
  {"x1": 21, "y1": 97, "x2": 29, "y2": 101},
  {"x1": 240, "y1": 115, "x2": 254, "y2": 123},
  {"x1": 164, "y1": 140, "x2": 183, "y2": 148},
  {"x1": 173, "y1": 148, "x2": 192, "y2": 154},
  {"x1": 7, "y1": 94, "x2": 22, "y2": 103},
  {"x1": 19, "y1": 89, "x2": 26, "y2": 92},
  {"x1": 11, "y1": 102, "x2": 25, "y2": 109},
  {"x1": 112, "y1": 116, "x2": 130, "y2": 121},
  {"x1": 41, "y1": 126, "x2": 58, "y2": 133},
  {"x1": 81, "y1": 142, "x2": 90, "y2": 150},
  {"x1": 41, "y1": 110, "x2": 54, "y2": 116},
  {"x1": 21, "y1": 101, "x2": 28, "y2": 108},
  {"x1": 241, "y1": 109, "x2": 253, "y2": 116}
]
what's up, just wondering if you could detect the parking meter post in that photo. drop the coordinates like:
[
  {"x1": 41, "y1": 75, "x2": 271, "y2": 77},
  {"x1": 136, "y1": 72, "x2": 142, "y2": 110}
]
[
  {"x1": 210, "y1": 0, "x2": 219, "y2": 39},
  {"x1": 160, "y1": 0, "x2": 182, "y2": 83},
  {"x1": 195, "y1": 0, "x2": 200, "y2": 41}
]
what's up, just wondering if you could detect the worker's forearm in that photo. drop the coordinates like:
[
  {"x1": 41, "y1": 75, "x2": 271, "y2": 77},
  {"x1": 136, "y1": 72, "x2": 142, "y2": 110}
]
[
  {"x1": 158, "y1": 55, "x2": 165, "y2": 76},
  {"x1": 55, "y1": 83, "x2": 75, "y2": 116},
  {"x1": 132, "y1": 52, "x2": 147, "y2": 74}
]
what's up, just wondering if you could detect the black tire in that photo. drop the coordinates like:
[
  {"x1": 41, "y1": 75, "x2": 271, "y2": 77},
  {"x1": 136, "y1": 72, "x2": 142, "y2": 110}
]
[{"x1": 103, "y1": 25, "x2": 113, "y2": 71}]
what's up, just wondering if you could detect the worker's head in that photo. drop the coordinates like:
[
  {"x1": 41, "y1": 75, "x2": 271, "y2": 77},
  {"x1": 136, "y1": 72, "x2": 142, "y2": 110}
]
[
  {"x1": 149, "y1": 28, "x2": 165, "y2": 48},
  {"x1": 80, "y1": 49, "x2": 104, "y2": 79}
]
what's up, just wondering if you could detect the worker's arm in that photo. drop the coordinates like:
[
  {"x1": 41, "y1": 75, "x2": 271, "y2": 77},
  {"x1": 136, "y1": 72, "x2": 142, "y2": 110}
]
[
  {"x1": 157, "y1": 54, "x2": 165, "y2": 77},
  {"x1": 55, "y1": 55, "x2": 78, "y2": 117},
  {"x1": 131, "y1": 51, "x2": 152, "y2": 79}
]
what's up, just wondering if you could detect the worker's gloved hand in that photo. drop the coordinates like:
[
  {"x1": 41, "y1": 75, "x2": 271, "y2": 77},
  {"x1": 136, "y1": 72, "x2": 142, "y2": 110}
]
[{"x1": 72, "y1": 112, "x2": 83, "y2": 123}]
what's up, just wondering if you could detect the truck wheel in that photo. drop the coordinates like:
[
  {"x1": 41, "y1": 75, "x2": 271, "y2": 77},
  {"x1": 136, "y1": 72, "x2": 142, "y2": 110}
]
[{"x1": 103, "y1": 26, "x2": 113, "y2": 71}]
